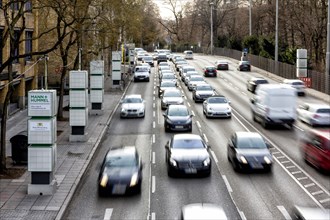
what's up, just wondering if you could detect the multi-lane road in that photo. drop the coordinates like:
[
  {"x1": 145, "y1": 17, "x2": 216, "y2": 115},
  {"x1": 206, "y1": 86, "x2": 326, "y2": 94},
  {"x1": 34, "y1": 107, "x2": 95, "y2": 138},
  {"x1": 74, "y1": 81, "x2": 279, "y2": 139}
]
[{"x1": 63, "y1": 54, "x2": 330, "y2": 220}]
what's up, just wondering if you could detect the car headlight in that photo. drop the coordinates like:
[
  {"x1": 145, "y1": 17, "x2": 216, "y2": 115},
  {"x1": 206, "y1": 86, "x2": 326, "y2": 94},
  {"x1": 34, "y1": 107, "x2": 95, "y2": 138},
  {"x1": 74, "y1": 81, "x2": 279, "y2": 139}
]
[
  {"x1": 185, "y1": 117, "x2": 192, "y2": 124},
  {"x1": 264, "y1": 156, "x2": 272, "y2": 164},
  {"x1": 138, "y1": 107, "x2": 144, "y2": 112},
  {"x1": 166, "y1": 118, "x2": 173, "y2": 123},
  {"x1": 121, "y1": 108, "x2": 127, "y2": 112},
  {"x1": 238, "y1": 155, "x2": 248, "y2": 164},
  {"x1": 100, "y1": 174, "x2": 108, "y2": 187},
  {"x1": 130, "y1": 173, "x2": 139, "y2": 187},
  {"x1": 195, "y1": 93, "x2": 201, "y2": 98},
  {"x1": 203, "y1": 157, "x2": 211, "y2": 166},
  {"x1": 170, "y1": 158, "x2": 177, "y2": 167},
  {"x1": 178, "y1": 100, "x2": 184, "y2": 104}
]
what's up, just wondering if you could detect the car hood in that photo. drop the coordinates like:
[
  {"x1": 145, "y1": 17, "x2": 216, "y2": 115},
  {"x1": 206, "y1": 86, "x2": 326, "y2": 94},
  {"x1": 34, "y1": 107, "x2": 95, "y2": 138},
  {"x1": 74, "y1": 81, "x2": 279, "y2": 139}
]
[
  {"x1": 236, "y1": 148, "x2": 271, "y2": 158},
  {"x1": 207, "y1": 103, "x2": 230, "y2": 111},
  {"x1": 103, "y1": 166, "x2": 138, "y2": 180},
  {"x1": 171, "y1": 149, "x2": 209, "y2": 161},
  {"x1": 122, "y1": 103, "x2": 144, "y2": 109},
  {"x1": 167, "y1": 115, "x2": 190, "y2": 122},
  {"x1": 162, "y1": 97, "x2": 183, "y2": 103},
  {"x1": 135, "y1": 71, "x2": 149, "y2": 75},
  {"x1": 196, "y1": 91, "x2": 214, "y2": 96}
]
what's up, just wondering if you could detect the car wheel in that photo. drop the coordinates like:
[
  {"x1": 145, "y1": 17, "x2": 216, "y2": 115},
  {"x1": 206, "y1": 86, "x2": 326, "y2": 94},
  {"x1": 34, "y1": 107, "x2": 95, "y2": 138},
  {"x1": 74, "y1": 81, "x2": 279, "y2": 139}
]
[
  {"x1": 167, "y1": 166, "x2": 174, "y2": 177},
  {"x1": 262, "y1": 119, "x2": 269, "y2": 129},
  {"x1": 232, "y1": 159, "x2": 240, "y2": 172},
  {"x1": 164, "y1": 123, "x2": 170, "y2": 132},
  {"x1": 252, "y1": 112, "x2": 257, "y2": 122},
  {"x1": 98, "y1": 187, "x2": 106, "y2": 197}
]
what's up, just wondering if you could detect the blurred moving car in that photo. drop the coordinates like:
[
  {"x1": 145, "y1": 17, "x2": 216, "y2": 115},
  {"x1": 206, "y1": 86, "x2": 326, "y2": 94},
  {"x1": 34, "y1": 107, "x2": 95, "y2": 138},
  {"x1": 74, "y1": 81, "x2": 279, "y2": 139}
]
[
  {"x1": 297, "y1": 103, "x2": 330, "y2": 126},
  {"x1": 246, "y1": 77, "x2": 269, "y2": 93},
  {"x1": 157, "y1": 53, "x2": 168, "y2": 64},
  {"x1": 215, "y1": 60, "x2": 229, "y2": 70},
  {"x1": 192, "y1": 84, "x2": 215, "y2": 103},
  {"x1": 160, "y1": 88, "x2": 184, "y2": 110},
  {"x1": 98, "y1": 146, "x2": 143, "y2": 196},
  {"x1": 181, "y1": 203, "x2": 228, "y2": 220},
  {"x1": 120, "y1": 94, "x2": 145, "y2": 118},
  {"x1": 183, "y1": 50, "x2": 194, "y2": 59},
  {"x1": 227, "y1": 132, "x2": 272, "y2": 172},
  {"x1": 237, "y1": 61, "x2": 251, "y2": 71},
  {"x1": 142, "y1": 55, "x2": 154, "y2": 67},
  {"x1": 133, "y1": 66, "x2": 150, "y2": 82},
  {"x1": 283, "y1": 79, "x2": 306, "y2": 96},
  {"x1": 203, "y1": 66, "x2": 217, "y2": 77},
  {"x1": 165, "y1": 134, "x2": 211, "y2": 177},
  {"x1": 158, "y1": 81, "x2": 177, "y2": 98},
  {"x1": 203, "y1": 95, "x2": 231, "y2": 118},
  {"x1": 302, "y1": 129, "x2": 330, "y2": 172},
  {"x1": 293, "y1": 206, "x2": 330, "y2": 220},
  {"x1": 163, "y1": 105, "x2": 193, "y2": 132}
]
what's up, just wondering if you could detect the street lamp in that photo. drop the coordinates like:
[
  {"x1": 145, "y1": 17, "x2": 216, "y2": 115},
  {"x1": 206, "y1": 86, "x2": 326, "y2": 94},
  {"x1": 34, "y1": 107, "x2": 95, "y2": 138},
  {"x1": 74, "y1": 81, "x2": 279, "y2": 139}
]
[
  {"x1": 274, "y1": 0, "x2": 279, "y2": 74},
  {"x1": 249, "y1": 0, "x2": 252, "y2": 36},
  {"x1": 210, "y1": 1, "x2": 214, "y2": 55},
  {"x1": 326, "y1": 0, "x2": 330, "y2": 94}
]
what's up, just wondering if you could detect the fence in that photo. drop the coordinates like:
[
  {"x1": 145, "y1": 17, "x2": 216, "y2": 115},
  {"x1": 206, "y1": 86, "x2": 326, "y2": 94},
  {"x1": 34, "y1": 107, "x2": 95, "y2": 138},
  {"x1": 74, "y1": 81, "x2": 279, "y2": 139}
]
[{"x1": 213, "y1": 47, "x2": 328, "y2": 94}]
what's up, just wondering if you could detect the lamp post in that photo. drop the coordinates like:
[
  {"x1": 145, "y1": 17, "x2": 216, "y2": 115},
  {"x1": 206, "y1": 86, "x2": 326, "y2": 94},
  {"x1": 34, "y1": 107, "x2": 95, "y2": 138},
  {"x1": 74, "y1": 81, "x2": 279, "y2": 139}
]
[
  {"x1": 274, "y1": 0, "x2": 279, "y2": 74},
  {"x1": 249, "y1": 0, "x2": 252, "y2": 36},
  {"x1": 326, "y1": 0, "x2": 330, "y2": 94},
  {"x1": 210, "y1": 2, "x2": 214, "y2": 55}
]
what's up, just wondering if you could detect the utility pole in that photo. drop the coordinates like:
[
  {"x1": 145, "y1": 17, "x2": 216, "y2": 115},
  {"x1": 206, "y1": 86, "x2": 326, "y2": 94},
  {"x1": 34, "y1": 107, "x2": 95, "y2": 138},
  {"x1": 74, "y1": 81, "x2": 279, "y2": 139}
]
[
  {"x1": 44, "y1": 55, "x2": 49, "y2": 90},
  {"x1": 275, "y1": 0, "x2": 279, "y2": 75},
  {"x1": 326, "y1": 0, "x2": 330, "y2": 94},
  {"x1": 210, "y1": 2, "x2": 214, "y2": 55},
  {"x1": 249, "y1": 0, "x2": 252, "y2": 36}
]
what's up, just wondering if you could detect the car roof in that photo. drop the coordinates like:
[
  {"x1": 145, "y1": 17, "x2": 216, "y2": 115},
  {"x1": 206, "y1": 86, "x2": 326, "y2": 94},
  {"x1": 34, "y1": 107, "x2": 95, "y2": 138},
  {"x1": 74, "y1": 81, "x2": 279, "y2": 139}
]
[
  {"x1": 235, "y1": 131, "x2": 262, "y2": 139},
  {"x1": 124, "y1": 94, "x2": 142, "y2": 99},
  {"x1": 182, "y1": 203, "x2": 227, "y2": 220},
  {"x1": 283, "y1": 79, "x2": 304, "y2": 83},
  {"x1": 168, "y1": 104, "x2": 188, "y2": 110},
  {"x1": 173, "y1": 134, "x2": 202, "y2": 141},
  {"x1": 304, "y1": 103, "x2": 330, "y2": 109}
]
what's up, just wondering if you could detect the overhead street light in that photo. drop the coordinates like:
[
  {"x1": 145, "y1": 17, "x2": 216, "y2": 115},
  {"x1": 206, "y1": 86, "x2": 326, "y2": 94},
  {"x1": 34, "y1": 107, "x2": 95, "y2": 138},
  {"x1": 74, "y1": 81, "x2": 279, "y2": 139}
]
[{"x1": 210, "y1": 1, "x2": 214, "y2": 55}]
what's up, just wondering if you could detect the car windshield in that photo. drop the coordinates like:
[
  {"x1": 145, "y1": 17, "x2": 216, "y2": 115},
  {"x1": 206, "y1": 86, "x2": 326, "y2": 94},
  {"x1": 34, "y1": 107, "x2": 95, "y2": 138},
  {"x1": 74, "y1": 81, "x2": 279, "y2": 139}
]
[
  {"x1": 241, "y1": 61, "x2": 250, "y2": 65},
  {"x1": 292, "y1": 81, "x2": 304, "y2": 85},
  {"x1": 143, "y1": 57, "x2": 153, "y2": 61},
  {"x1": 208, "y1": 97, "x2": 227, "y2": 103},
  {"x1": 236, "y1": 137, "x2": 267, "y2": 149},
  {"x1": 256, "y1": 79, "x2": 268, "y2": 84},
  {"x1": 316, "y1": 108, "x2": 330, "y2": 113},
  {"x1": 197, "y1": 86, "x2": 212, "y2": 91},
  {"x1": 105, "y1": 155, "x2": 137, "y2": 167},
  {"x1": 161, "y1": 82, "x2": 176, "y2": 87},
  {"x1": 135, "y1": 67, "x2": 148, "y2": 72},
  {"x1": 168, "y1": 107, "x2": 189, "y2": 116},
  {"x1": 190, "y1": 77, "x2": 204, "y2": 81},
  {"x1": 123, "y1": 98, "x2": 142, "y2": 103},
  {"x1": 164, "y1": 91, "x2": 181, "y2": 97},
  {"x1": 172, "y1": 139, "x2": 204, "y2": 149},
  {"x1": 206, "y1": 67, "x2": 215, "y2": 70},
  {"x1": 162, "y1": 75, "x2": 175, "y2": 79}
]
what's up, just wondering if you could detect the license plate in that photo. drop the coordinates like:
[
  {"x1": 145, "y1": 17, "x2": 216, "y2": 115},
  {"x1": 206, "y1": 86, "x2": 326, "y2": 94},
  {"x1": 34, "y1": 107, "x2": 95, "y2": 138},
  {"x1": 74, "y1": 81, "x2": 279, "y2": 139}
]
[
  {"x1": 112, "y1": 184, "x2": 126, "y2": 194},
  {"x1": 175, "y1": 126, "x2": 184, "y2": 129},
  {"x1": 185, "y1": 168, "x2": 197, "y2": 174}
]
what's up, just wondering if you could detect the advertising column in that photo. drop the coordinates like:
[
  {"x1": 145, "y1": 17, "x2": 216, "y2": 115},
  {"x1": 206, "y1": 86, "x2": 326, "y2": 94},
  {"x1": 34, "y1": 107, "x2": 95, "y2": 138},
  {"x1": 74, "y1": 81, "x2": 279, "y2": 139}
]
[
  {"x1": 112, "y1": 51, "x2": 121, "y2": 88},
  {"x1": 69, "y1": 70, "x2": 88, "y2": 142},
  {"x1": 90, "y1": 60, "x2": 104, "y2": 115},
  {"x1": 27, "y1": 90, "x2": 57, "y2": 195}
]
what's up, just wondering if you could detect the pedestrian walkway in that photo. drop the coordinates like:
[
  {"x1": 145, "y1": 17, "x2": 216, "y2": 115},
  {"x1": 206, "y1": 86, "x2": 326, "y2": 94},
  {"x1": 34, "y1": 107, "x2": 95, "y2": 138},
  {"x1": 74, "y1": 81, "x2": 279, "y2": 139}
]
[{"x1": 0, "y1": 77, "x2": 126, "y2": 220}]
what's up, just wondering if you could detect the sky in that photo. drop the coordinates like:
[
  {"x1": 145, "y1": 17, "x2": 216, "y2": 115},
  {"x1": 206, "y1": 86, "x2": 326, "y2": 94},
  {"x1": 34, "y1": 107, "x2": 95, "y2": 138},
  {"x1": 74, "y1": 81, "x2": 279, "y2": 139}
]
[{"x1": 153, "y1": 0, "x2": 192, "y2": 20}]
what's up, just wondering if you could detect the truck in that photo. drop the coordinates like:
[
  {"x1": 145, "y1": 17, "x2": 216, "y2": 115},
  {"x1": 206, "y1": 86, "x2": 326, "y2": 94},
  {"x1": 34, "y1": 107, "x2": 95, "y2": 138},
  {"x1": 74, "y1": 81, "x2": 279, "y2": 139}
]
[{"x1": 250, "y1": 84, "x2": 297, "y2": 129}]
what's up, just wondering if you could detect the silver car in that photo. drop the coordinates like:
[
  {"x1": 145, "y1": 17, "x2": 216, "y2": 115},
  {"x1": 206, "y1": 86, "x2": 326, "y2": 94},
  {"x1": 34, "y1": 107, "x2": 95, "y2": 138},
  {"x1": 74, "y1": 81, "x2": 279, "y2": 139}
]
[
  {"x1": 192, "y1": 83, "x2": 215, "y2": 103},
  {"x1": 187, "y1": 75, "x2": 205, "y2": 91},
  {"x1": 203, "y1": 95, "x2": 231, "y2": 118},
  {"x1": 297, "y1": 103, "x2": 330, "y2": 126},
  {"x1": 283, "y1": 79, "x2": 305, "y2": 96},
  {"x1": 120, "y1": 94, "x2": 145, "y2": 118},
  {"x1": 181, "y1": 203, "x2": 227, "y2": 220},
  {"x1": 161, "y1": 89, "x2": 184, "y2": 110}
]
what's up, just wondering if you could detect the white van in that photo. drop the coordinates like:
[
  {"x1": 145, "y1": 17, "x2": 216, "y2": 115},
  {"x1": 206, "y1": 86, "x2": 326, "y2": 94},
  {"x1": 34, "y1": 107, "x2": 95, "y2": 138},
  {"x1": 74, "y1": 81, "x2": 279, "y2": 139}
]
[
  {"x1": 183, "y1": 50, "x2": 193, "y2": 59},
  {"x1": 250, "y1": 84, "x2": 297, "y2": 129}
]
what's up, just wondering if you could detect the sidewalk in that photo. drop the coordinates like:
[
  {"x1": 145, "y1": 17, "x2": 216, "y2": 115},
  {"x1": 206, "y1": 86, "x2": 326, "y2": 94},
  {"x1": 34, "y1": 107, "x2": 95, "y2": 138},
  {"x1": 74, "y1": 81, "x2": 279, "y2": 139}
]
[{"x1": 0, "y1": 77, "x2": 127, "y2": 220}]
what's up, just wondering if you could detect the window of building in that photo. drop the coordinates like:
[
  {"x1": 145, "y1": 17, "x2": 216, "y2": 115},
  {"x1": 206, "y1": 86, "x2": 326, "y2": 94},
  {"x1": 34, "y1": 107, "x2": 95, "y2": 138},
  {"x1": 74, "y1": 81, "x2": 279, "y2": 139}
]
[
  {"x1": 25, "y1": 31, "x2": 33, "y2": 61},
  {"x1": 13, "y1": 30, "x2": 20, "y2": 63},
  {"x1": 25, "y1": 0, "x2": 32, "y2": 12}
]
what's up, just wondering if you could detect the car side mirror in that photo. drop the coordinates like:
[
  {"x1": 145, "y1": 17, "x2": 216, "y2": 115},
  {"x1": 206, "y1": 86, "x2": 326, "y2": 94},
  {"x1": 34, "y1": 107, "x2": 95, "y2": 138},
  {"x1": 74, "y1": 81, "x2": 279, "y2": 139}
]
[
  {"x1": 162, "y1": 113, "x2": 166, "y2": 117},
  {"x1": 266, "y1": 142, "x2": 271, "y2": 149},
  {"x1": 228, "y1": 100, "x2": 231, "y2": 104},
  {"x1": 250, "y1": 98, "x2": 255, "y2": 104}
]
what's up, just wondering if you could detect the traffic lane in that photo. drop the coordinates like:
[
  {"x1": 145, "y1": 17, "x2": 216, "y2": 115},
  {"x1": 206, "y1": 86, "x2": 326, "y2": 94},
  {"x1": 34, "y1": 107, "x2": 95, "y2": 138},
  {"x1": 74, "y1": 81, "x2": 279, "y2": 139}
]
[{"x1": 62, "y1": 133, "x2": 152, "y2": 219}]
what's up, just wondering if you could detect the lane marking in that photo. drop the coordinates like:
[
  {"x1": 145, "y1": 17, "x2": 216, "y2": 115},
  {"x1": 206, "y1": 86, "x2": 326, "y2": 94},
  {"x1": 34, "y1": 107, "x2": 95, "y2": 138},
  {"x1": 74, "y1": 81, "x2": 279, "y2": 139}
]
[
  {"x1": 311, "y1": 191, "x2": 324, "y2": 196},
  {"x1": 153, "y1": 103, "x2": 156, "y2": 108},
  {"x1": 153, "y1": 97, "x2": 155, "y2": 101},
  {"x1": 196, "y1": 121, "x2": 201, "y2": 129},
  {"x1": 152, "y1": 176, "x2": 156, "y2": 193},
  {"x1": 272, "y1": 152, "x2": 280, "y2": 155},
  {"x1": 153, "y1": 91, "x2": 155, "y2": 95},
  {"x1": 104, "y1": 208, "x2": 113, "y2": 220},
  {"x1": 277, "y1": 206, "x2": 292, "y2": 220},
  {"x1": 153, "y1": 111, "x2": 155, "y2": 117},
  {"x1": 151, "y1": 212, "x2": 156, "y2": 220},
  {"x1": 211, "y1": 150, "x2": 218, "y2": 163},
  {"x1": 203, "y1": 133, "x2": 209, "y2": 143},
  {"x1": 191, "y1": 110, "x2": 195, "y2": 116},
  {"x1": 285, "y1": 166, "x2": 295, "y2": 169},
  {"x1": 297, "y1": 177, "x2": 308, "y2": 180},
  {"x1": 152, "y1": 152, "x2": 155, "y2": 164},
  {"x1": 304, "y1": 183, "x2": 315, "y2": 188},
  {"x1": 320, "y1": 198, "x2": 330, "y2": 203},
  {"x1": 222, "y1": 175, "x2": 233, "y2": 193},
  {"x1": 281, "y1": 161, "x2": 290, "y2": 164},
  {"x1": 277, "y1": 156, "x2": 285, "y2": 159},
  {"x1": 239, "y1": 211, "x2": 247, "y2": 220},
  {"x1": 152, "y1": 134, "x2": 155, "y2": 143},
  {"x1": 187, "y1": 102, "x2": 191, "y2": 107},
  {"x1": 153, "y1": 121, "x2": 156, "y2": 128}
]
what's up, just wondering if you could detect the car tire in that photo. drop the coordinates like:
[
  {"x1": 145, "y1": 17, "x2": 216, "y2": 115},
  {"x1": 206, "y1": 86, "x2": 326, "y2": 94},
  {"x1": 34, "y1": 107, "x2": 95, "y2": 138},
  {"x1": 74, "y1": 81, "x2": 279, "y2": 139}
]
[
  {"x1": 252, "y1": 112, "x2": 257, "y2": 122},
  {"x1": 167, "y1": 166, "x2": 174, "y2": 177},
  {"x1": 232, "y1": 159, "x2": 240, "y2": 172},
  {"x1": 262, "y1": 119, "x2": 269, "y2": 129}
]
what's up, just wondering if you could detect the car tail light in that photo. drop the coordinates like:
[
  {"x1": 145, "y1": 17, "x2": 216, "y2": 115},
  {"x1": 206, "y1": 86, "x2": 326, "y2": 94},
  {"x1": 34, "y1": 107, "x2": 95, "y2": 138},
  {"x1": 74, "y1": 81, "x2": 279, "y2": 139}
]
[{"x1": 313, "y1": 114, "x2": 320, "y2": 119}]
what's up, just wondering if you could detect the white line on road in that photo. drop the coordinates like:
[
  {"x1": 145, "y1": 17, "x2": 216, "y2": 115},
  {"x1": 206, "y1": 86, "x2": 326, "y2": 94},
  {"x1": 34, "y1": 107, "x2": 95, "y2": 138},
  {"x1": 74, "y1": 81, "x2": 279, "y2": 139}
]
[
  {"x1": 277, "y1": 206, "x2": 292, "y2": 220},
  {"x1": 241, "y1": 92, "x2": 246, "y2": 95},
  {"x1": 196, "y1": 121, "x2": 201, "y2": 129},
  {"x1": 320, "y1": 198, "x2": 330, "y2": 203},
  {"x1": 153, "y1": 103, "x2": 156, "y2": 108},
  {"x1": 239, "y1": 211, "x2": 247, "y2": 220},
  {"x1": 222, "y1": 175, "x2": 233, "y2": 193},
  {"x1": 203, "y1": 133, "x2": 209, "y2": 143},
  {"x1": 153, "y1": 91, "x2": 155, "y2": 95},
  {"x1": 297, "y1": 177, "x2": 308, "y2": 180},
  {"x1": 103, "y1": 208, "x2": 113, "y2": 220},
  {"x1": 304, "y1": 183, "x2": 315, "y2": 188},
  {"x1": 210, "y1": 150, "x2": 218, "y2": 163},
  {"x1": 152, "y1": 152, "x2": 155, "y2": 164},
  {"x1": 153, "y1": 121, "x2": 156, "y2": 128},
  {"x1": 311, "y1": 190, "x2": 324, "y2": 196},
  {"x1": 281, "y1": 161, "x2": 291, "y2": 164},
  {"x1": 153, "y1": 111, "x2": 155, "y2": 117},
  {"x1": 152, "y1": 134, "x2": 155, "y2": 143},
  {"x1": 191, "y1": 110, "x2": 195, "y2": 116},
  {"x1": 187, "y1": 102, "x2": 191, "y2": 107},
  {"x1": 151, "y1": 212, "x2": 156, "y2": 220},
  {"x1": 153, "y1": 97, "x2": 155, "y2": 101},
  {"x1": 152, "y1": 176, "x2": 156, "y2": 193}
]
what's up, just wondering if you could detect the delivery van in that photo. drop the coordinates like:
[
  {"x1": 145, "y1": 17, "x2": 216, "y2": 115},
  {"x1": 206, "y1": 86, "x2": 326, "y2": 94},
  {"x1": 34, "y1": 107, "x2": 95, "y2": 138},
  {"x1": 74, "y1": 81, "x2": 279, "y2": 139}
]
[{"x1": 250, "y1": 84, "x2": 297, "y2": 129}]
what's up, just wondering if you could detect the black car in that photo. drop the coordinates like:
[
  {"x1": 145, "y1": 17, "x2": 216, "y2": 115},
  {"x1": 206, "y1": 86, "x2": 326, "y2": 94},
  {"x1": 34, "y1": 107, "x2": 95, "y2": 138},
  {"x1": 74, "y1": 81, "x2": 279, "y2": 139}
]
[
  {"x1": 98, "y1": 146, "x2": 143, "y2": 196},
  {"x1": 247, "y1": 77, "x2": 269, "y2": 93},
  {"x1": 237, "y1": 61, "x2": 251, "y2": 71},
  {"x1": 163, "y1": 105, "x2": 193, "y2": 132},
  {"x1": 203, "y1": 66, "x2": 217, "y2": 77},
  {"x1": 227, "y1": 132, "x2": 272, "y2": 172},
  {"x1": 165, "y1": 134, "x2": 211, "y2": 177},
  {"x1": 157, "y1": 54, "x2": 168, "y2": 64}
]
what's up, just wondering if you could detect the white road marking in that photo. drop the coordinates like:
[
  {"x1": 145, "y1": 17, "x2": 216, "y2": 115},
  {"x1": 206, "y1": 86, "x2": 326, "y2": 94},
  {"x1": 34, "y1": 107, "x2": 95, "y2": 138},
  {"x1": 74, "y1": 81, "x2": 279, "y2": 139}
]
[
  {"x1": 153, "y1": 91, "x2": 155, "y2": 95},
  {"x1": 272, "y1": 152, "x2": 280, "y2": 155},
  {"x1": 153, "y1": 121, "x2": 156, "y2": 128},
  {"x1": 311, "y1": 190, "x2": 324, "y2": 196},
  {"x1": 281, "y1": 161, "x2": 290, "y2": 164},
  {"x1": 196, "y1": 121, "x2": 201, "y2": 129},
  {"x1": 153, "y1": 111, "x2": 155, "y2": 117},
  {"x1": 187, "y1": 102, "x2": 191, "y2": 107},
  {"x1": 222, "y1": 175, "x2": 233, "y2": 193},
  {"x1": 152, "y1": 152, "x2": 155, "y2": 164},
  {"x1": 104, "y1": 208, "x2": 113, "y2": 220},
  {"x1": 239, "y1": 211, "x2": 247, "y2": 220},
  {"x1": 277, "y1": 206, "x2": 292, "y2": 220},
  {"x1": 153, "y1": 97, "x2": 155, "y2": 101},
  {"x1": 277, "y1": 156, "x2": 285, "y2": 159},
  {"x1": 152, "y1": 134, "x2": 155, "y2": 143},
  {"x1": 210, "y1": 150, "x2": 218, "y2": 163},
  {"x1": 191, "y1": 110, "x2": 195, "y2": 116},
  {"x1": 320, "y1": 198, "x2": 330, "y2": 203},
  {"x1": 304, "y1": 183, "x2": 315, "y2": 188},
  {"x1": 203, "y1": 133, "x2": 209, "y2": 143},
  {"x1": 285, "y1": 165, "x2": 295, "y2": 169},
  {"x1": 153, "y1": 103, "x2": 155, "y2": 108},
  {"x1": 152, "y1": 176, "x2": 156, "y2": 193},
  {"x1": 151, "y1": 212, "x2": 156, "y2": 220},
  {"x1": 241, "y1": 92, "x2": 246, "y2": 95},
  {"x1": 297, "y1": 177, "x2": 308, "y2": 180}
]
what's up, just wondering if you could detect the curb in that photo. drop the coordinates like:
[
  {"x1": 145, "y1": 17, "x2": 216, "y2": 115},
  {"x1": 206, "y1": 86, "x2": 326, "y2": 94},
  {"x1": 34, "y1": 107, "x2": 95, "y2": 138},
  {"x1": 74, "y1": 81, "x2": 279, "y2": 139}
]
[{"x1": 55, "y1": 81, "x2": 131, "y2": 220}]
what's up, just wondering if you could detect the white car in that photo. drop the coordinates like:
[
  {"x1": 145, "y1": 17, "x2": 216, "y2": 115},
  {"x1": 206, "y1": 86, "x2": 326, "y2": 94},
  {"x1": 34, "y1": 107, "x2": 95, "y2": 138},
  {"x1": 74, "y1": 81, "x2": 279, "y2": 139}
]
[
  {"x1": 134, "y1": 66, "x2": 150, "y2": 82},
  {"x1": 120, "y1": 94, "x2": 145, "y2": 118},
  {"x1": 192, "y1": 83, "x2": 215, "y2": 102},
  {"x1": 283, "y1": 79, "x2": 305, "y2": 96},
  {"x1": 183, "y1": 50, "x2": 193, "y2": 59},
  {"x1": 203, "y1": 95, "x2": 231, "y2": 118},
  {"x1": 160, "y1": 88, "x2": 184, "y2": 110},
  {"x1": 181, "y1": 203, "x2": 227, "y2": 220},
  {"x1": 297, "y1": 103, "x2": 330, "y2": 126},
  {"x1": 187, "y1": 75, "x2": 205, "y2": 91}
]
